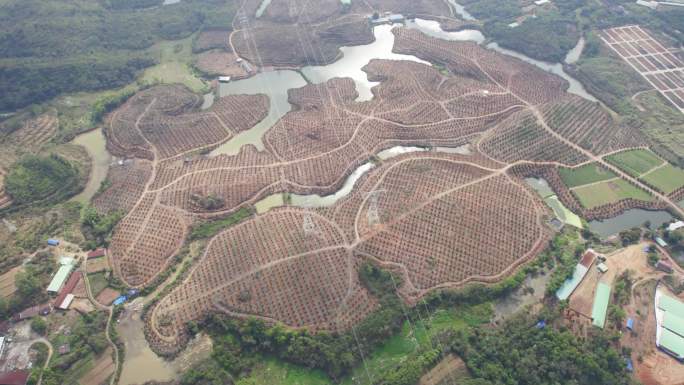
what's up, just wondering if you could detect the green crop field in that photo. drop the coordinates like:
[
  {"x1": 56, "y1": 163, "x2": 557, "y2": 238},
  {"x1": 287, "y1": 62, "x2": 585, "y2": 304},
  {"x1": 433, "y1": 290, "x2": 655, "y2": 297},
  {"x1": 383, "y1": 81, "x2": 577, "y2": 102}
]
[
  {"x1": 558, "y1": 163, "x2": 616, "y2": 188},
  {"x1": 572, "y1": 179, "x2": 653, "y2": 209},
  {"x1": 605, "y1": 149, "x2": 664, "y2": 177},
  {"x1": 641, "y1": 165, "x2": 684, "y2": 194}
]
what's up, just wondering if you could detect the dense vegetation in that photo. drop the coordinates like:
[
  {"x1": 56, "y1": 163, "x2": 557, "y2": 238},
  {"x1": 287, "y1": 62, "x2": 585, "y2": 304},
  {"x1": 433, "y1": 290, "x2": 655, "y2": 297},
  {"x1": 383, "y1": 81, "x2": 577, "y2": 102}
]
[
  {"x1": 0, "y1": 0, "x2": 238, "y2": 111},
  {"x1": 486, "y1": 10, "x2": 581, "y2": 63},
  {"x1": 449, "y1": 311, "x2": 632, "y2": 385},
  {"x1": 80, "y1": 205, "x2": 124, "y2": 249},
  {"x1": 4, "y1": 154, "x2": 80, "y2": 205},
  {"x1": 0, "y1": 251, "x2": 56, "y2": 320}
]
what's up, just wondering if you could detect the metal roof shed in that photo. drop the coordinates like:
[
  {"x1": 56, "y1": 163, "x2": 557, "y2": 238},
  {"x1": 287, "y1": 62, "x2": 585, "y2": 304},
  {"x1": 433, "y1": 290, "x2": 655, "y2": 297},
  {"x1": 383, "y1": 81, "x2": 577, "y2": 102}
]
[
  {"x1": 660, "y1": 328, "x2": 684, "y2": 361},
  {"x1": 47, "y1": 239, "x2": 59, "y2": 246},
  {"x1": 656, "y1": 237, "x2": 668, "y2": 247},
  {"x1": 47, "y1": 264, "x2": 73, "y2": 293},
  {"x1": 555, "y1": 264, "x2": 589, "y2": 300},
  {"x1": 659, "y1": 295, "x2": 684, "y2": 319},
  {"x1": 663, "y1": 312, "x2": 684, "y2": 337},
  {"x1": 626, "y1": 318, "x2": 634, "y2": 330},
  {"x1": 592, "y1": 282, "x2": 611, "y2": 328}
]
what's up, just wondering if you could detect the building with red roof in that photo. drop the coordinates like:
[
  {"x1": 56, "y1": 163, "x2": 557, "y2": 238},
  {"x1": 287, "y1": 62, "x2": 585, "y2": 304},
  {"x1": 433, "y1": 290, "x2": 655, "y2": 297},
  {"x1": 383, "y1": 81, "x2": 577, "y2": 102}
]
[
  {"x1": 0, "y1": 370, "x2": 29, "y2": 385},
  {"x1": 86, "y1": 248, "x2": 107, "y2": 259},
  {"x1": 53, "y1": 271, "x2": 82, "y2": 310}
]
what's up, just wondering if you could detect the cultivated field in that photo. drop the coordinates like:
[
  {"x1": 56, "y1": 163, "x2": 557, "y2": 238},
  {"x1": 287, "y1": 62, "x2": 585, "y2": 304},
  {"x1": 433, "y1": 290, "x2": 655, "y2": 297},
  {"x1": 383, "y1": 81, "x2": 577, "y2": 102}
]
[
  {"x1": 95, "y1": 23, "x2": 683, "y2": 353},
  {"x1": 600, "y1": 25, "x2": 684, "y2": 113},
  {"x1": 606, "y1": 149, "x2": 684, "y2": 197},
  {"x1": 0, "y1": 265, "x2": 22, "y2": 299}
]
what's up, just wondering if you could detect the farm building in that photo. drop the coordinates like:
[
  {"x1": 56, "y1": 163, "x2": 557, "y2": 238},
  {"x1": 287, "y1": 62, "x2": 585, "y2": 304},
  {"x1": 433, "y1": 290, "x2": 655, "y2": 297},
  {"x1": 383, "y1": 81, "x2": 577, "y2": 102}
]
[
  {"x1": 46, "y1": 239, "x2": 59, "y2": 247},
  {"x1": 656, "y1": 237, "x2": 668, "y2": 247},
  {"x1": 54, "y1": 272, "x2": 81, "y2": 310},
  {"x1": 656, "y1": 293, "x2": 684, "y2": 361},
  {"x1": 591, "y1": 282, "x2": 611, "y2": 328},
  {"x1": 86, "y1": 248, "x2": 107, "y2": 259},
  {"x1": 47, "y1": 264, "x2": 74, "y2": 293},
  {"x1": 0, "y1": 370, "x2": 29, "y2": 385},
  {"x1": 556, "y1": 249, "x2": 597, "y2": 300},
  {"x1": 0, "y1": 336, "x2": 5, "y2": 357}
]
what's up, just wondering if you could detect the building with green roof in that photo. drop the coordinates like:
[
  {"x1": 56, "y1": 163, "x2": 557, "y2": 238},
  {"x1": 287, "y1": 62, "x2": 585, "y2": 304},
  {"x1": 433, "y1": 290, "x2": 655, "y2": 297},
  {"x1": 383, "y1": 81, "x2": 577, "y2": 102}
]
[
  {"x1": 659, "y1": 295, "x2": 684, "y2": 319},
  {"x1": 591, "y1": 282, "x2": 611, "y2": 328},
  {"x1": 663, "y1": 312, "x2": 684, "y2": 338},
  {"x1": 660, "y1": 329, "x2": 684, "y2": 361}
]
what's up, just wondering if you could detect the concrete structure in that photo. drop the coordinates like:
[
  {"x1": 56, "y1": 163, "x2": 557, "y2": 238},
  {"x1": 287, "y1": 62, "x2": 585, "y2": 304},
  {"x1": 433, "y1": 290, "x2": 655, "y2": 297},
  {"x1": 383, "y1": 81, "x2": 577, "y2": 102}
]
[
  {"x1": 592, "y1": 282, "x2": 611, "y2": 328},
  {"x1": 47, "y1": 264, "x2": 74, "y2": 293}
]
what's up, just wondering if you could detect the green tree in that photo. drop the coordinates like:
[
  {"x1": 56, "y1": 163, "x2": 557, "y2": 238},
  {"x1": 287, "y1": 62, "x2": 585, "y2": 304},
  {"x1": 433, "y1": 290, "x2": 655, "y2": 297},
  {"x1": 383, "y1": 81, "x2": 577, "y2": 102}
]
[{"x1": 30, "y1": 317, "x2": 48, "y2": 336}]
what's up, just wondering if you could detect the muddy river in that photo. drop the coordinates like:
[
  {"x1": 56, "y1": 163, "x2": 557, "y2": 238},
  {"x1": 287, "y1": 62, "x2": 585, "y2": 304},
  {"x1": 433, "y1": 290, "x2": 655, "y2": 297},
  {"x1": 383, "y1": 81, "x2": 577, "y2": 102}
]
[{"x1": 71, "y1": 128, "x2": 112, "y2": 204}]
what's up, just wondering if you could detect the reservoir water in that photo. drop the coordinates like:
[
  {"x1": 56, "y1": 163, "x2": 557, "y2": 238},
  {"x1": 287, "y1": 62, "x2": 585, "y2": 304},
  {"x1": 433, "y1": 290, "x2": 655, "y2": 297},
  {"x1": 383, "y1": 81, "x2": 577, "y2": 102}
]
[
  {"x1": 71, "y1": 128, "x2": 112, "y2": 203},
  {"x1": 301, "y1": 24, "x2": 431, "y2": 102},
  {"x1": 405, "y1": 19, "x2": 485, "y2": 44},
  {"x1": 212, "y1": 24, "x2": 432, "y2": 156},
  {"x1": 211, "y1": 70, "x2": 307, "y2": 156}
]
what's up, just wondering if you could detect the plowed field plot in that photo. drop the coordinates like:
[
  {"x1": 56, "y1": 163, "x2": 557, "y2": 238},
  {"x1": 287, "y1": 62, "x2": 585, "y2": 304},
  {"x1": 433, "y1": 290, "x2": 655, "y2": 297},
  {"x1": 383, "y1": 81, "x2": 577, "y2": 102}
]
[
  {"x1": 98, "y1": 24, "x2": 676, "y2": 353},
  {"x1": 600, "y1": 25, "x2": 684, "y2": 114}
]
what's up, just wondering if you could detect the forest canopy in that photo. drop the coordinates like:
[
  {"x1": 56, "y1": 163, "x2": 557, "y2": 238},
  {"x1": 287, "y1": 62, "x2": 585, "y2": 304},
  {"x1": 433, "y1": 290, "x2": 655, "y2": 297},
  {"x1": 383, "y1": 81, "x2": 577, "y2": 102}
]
[{"x1": 5, "y1": 154, "x2": 79, "y2": 205}]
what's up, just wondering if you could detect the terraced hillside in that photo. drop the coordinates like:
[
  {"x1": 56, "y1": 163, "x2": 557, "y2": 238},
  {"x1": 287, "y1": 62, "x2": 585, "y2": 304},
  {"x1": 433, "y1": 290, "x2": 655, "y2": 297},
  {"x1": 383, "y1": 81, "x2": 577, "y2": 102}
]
[{"x1": 96, "y1": 20, "x2": 684, "y2": 354}]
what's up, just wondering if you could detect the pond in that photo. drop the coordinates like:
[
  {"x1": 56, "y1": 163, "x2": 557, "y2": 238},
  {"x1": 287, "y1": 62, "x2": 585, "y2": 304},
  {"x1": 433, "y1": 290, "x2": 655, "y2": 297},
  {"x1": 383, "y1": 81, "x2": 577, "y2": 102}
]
[
  {"x1": 71, "y1": 128, "x2": 112, "y2": 204},
  {"x1": 525, "y1": 178, "x2": 583, "y2": 228},
  {"x1": 588, "y1": 209, "x2": 674, "y2": 238},
  {"x1": 301, "y1": 24, "x2": 431, "y2": 102}
]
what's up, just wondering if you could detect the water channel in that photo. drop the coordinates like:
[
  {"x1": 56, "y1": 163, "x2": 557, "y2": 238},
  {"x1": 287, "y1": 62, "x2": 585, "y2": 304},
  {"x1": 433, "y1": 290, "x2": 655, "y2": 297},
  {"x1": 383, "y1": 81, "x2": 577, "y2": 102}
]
[
  {"x1": 71, "y1": 128, "x2": 112, "y2": 203},
  {"x1": 255, "y1": 0, "x2": 271, "y2": 18},
  {"x1": 254, "y1": 145, "x2": 469, "y2": 212},
  {"x1": 486, "y1": 42, "x2": 597, "y2": 102},
  {"x1": 564, "y1": 37, "x2": 585, "y2": 64},
  {"x1": 447, "y1": 0, "x2": 476, "y2": 21}
]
